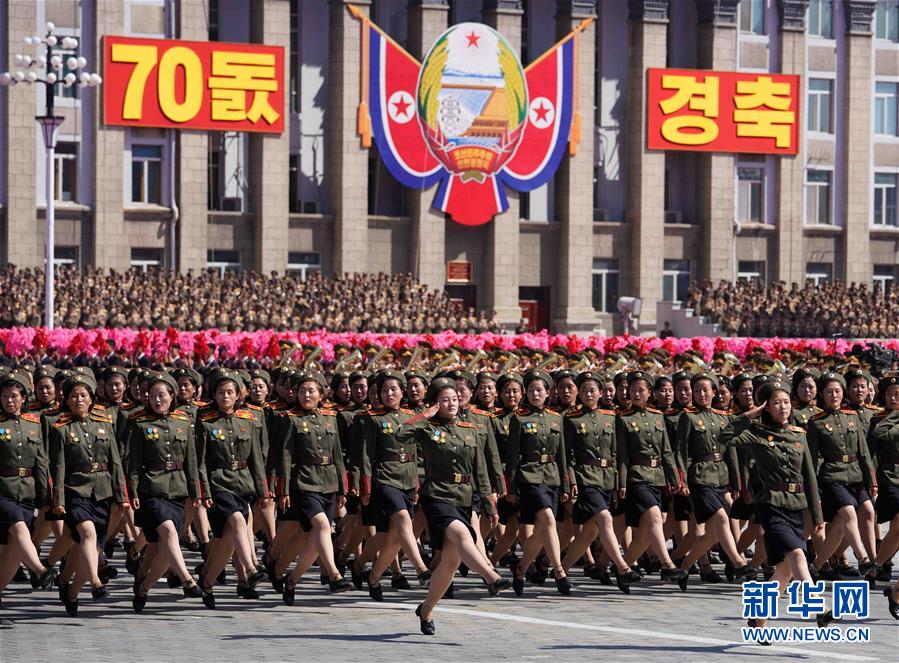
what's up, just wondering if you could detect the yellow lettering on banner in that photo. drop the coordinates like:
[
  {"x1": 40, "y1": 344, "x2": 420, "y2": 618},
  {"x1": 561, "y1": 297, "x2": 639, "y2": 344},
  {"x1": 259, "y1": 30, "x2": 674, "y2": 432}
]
[
  {"x1": 733, "y1": 76, "x2": 795, "y2": 148},
  {"x1": 157, "y1": 47, "x2": 203, "y2": 123},
  {"x1": 208, "y1": 51, "x2": 280, "y2": 124},
  {"x1": 110, "y1": 43, "x2": 158, "y2": 120},
  {"x1": 658, "y1": 74, "x2": 719, "y2": 145}
]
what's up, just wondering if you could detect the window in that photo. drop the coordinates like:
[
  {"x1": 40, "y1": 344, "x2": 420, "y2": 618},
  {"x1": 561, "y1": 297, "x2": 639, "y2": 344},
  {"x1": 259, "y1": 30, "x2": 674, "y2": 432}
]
[
  {"x1": 290, "y1": 0, "x2": 299, "y2": 114},
  {"x1": 740, "y1": 0, "x2": 766, "y2": 34},
  {"x1": 807, "y1": 79, "x2": 833, "y2": 133},
  {"x1": 209, "y1": 0, "x2": 220, "y2": 41},
  {"x1": 206, "y1": 250, "x2": 241, "y2": 277},
  {"x1": 875, "y1": 82, "x2": 898, "y2": 137},
  {"x1": 806, "y1": 170, "x2": 832, "y2": 225},
  {"x1": 53, "y1": 142, "x2": 78, "y2": 202},
  {"x1": 808, "y1": 0, "x2": 833, "y2": 38},
  {"x1": 207, "y1": 132, "x2": 247, "y2": 211},
  {"x1": 54, "y1": 246, "x2": 79, "y2": 268},
  {"x1": 738, "y1": 261, "x2": 766, "y2": 284},
  {"x1": 131, "y1": 144, "x2": 162, "y2": 204},
  {"x1": 875, "y1": 0, "x2": 899, "y2": 42},
  {"x1": 591, "y1": 259, "x2": 620, "y2": 313},
  {"x1": 287, "y1": 252, "x2": 321, "y2": 281},
  {"x1": 737, "y1": 166, "x2": 764, "y2": 223},
  {"x1": 874, "y1": 173, "x2": 898, "y2": 226},
  {"x1": 873, "y1": 264, "x2": 896, "y2": 292},
  {"x1": 663, "y1": 260, "x2": 691, "y2": 303},
  {"x1": 130, "y1": 248, "x2": 163, "y2": 272},
  {"x1": 55, "y1": 53, "x2": 79, "y2": 100},
  {"x1": 805, "y1": 262, "x2": 833, "y2": 286}
]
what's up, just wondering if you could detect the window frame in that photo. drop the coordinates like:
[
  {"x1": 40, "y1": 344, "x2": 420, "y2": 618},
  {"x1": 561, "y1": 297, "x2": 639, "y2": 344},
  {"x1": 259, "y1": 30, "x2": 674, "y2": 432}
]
[
  {"x1": 287, "y1": 251, "x2": 322, "y2": 281},
  {"x1": 206, "y1": 249, "x2": 241, "y2": 277},
  {"x1": 662, "y1": 259, "x2": 691, "y2": 303},
  {"x1": 807, "y1": 77, "x2": 834, "y2": 135},
  {"x1": 736, "y1": 164, "x2": 766, "y2": 224},
  {"x1": 739, "y1": 0, "x2": 767, "y2": 35},
  {"x1": 808, "y1": 0, "x2": 834, "y2": 39},
  {"x1": 805, "y1": 168, "x2": 833, "y2": 226},
  {"x1": 874, "y1": 80, "x2": 899, "y2": 138},
  {"x1": 875, "y1": 0, "x2": 899, "y2": 43},
  {"x1": 737, "y1": 260, "x2": 766, "y2": 284},
  {"x1": 591, "y1": 258, "x2": 620, "y2": 313},
  {"x1": 873, "y1": 264, "x2": 896, "y2": 293},
  {"x1": 805, "y1": 262, "x2": 833, "y2": 286},
  {"x1": 53, "y1": 141, "x2": 78, "y2": 203},
  {"x1": 873, "y1": 171, "x2": 899, "y2": 227}
]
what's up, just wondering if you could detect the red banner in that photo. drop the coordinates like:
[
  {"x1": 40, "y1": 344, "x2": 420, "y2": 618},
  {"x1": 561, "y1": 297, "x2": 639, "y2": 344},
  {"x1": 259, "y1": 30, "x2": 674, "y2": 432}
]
[
  {"x1": 647, "y1": 68, "x2": 799, "y2": 155},
  {"x1": 103, "y1": 36, "x2": 284, "y2": 134}
]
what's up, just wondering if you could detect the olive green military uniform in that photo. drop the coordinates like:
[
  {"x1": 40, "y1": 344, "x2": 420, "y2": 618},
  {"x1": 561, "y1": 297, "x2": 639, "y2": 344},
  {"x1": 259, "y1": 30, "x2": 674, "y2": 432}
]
[
  {"x1": 359, "y1": 407, "x2": 418, "y2": 497},
  {"x1": 564, "y1": 405, "x2": 617, "y2": 523},
  {"x1": 806, "y1": 408, "x2": 876, "y2": 489},
  {"x1": 616, "y1": 405, "x2": 680, "y2": 492},
  {"x1": 458, "y1": 404, "x2": 506, "y2": 497},
  {"x1": 506, "y1": 406, "x2": 569, "y2": 495},
  {"x1": 195, "y1": 406, "x2": 269, "y2": 500},
  {"x1": 275, "y1": 407, "x2": 346, "y2": 497},
  {"x1": 0, "y1": 411, "x2": 50, "y2": 513},
  {"x1": 790, "y1": 403, "x2": 821, "y2": 430},
  {"x1": 675, "y1": 406, "x2": 734, "y2": 489},
  {"x1": 866, "y1": 410, "x2": 899, "y2": 523},
  {"x1": 126, "y1": 408, "x2": 202, "y2": 501}
]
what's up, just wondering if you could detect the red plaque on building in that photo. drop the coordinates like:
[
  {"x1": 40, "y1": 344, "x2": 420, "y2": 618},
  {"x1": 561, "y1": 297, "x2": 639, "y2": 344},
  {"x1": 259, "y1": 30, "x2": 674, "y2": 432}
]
[{"x1": 446, "y1": 261, "x2": 472, "y2": 283}]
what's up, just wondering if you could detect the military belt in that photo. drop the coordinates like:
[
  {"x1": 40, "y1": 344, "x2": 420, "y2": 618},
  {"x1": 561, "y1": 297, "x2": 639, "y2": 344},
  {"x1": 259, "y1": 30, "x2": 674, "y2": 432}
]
[
  {"x1": 430, "y1": 472, "x2": 471, "y2": 484},
  {"x1": 691, "y1": 452, "x2": 723, "y2": 463},
  {"x1": 71, "y1": 462, "x2": 109, "y2": 474},
  {"x1": 299, "y1": 456, "x2": 333, "y2": 466},
  {"x1": 379, "y1": 452, "x2": 415, "y2": 463},
  {"x1": 0, "y1": 466, "x2": 32, "y2": 478},
  {"x1": 576, "y1": 454, "x2": 612, "y2": 468},
  {"x1": 632, "y1": 457, "x2": 661, "y2": 468},
  {"x1": 214, "y1": 460, "x2": 248, "y2": 471},
  {"x1": 772, "y1": 482, "x2": 804, "y2": 493},
  {"x1": 823, "y1": 454, "x2": 858, "y2": 464},
  {"x1": 523, "y1": 452, "x2": 555, "y2": 463},
  {"x1": 144, "y1": 461, "x2": 184, "y2": 472}
]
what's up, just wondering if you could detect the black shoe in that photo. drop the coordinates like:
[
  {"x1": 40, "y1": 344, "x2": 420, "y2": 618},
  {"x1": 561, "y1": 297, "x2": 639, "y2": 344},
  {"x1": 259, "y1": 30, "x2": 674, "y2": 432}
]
[
  {"x1": 660, "y1": 567, "x2": 687, "y2": 583},
  {"x1": 186, "y1": 539, "x2": 202, "y2": 553},
  {"x1": 417, "y1": 570, "x2": 432, "y2": 587},
  {"x1": 13, "y1": 567, "x2": 28, "y2": 583},
  {"x1": 724, "y1": 560, "x2": 735, "y2": 583},
  {"x1": 58, "y1": 581, "x2": 69, "y2": 606},
  {"x1": 884, "y1": 587, "x2": 899, "y2": 620},
  {"x1": 329, "y1": 577, "x2": 351, "y2": 594},
  {"x1": 488, "y1": 578, "x2": 511, "y2": 597},
  {"x1": 458, "y1": 563, "x2": 469, "y2": 578},
  {"x1": 262, "y1": 554, "x2": 277, "y2": 581},
  {"x1": 125, "y1": 553, "x2": 141, "y2": 577},
  {"x1": 98, "y1": 564, "x2": 118, "y2": 584},
  {"x1": 351, "y1": 563, "x2": 365, "y2": 591},
  {"x1": 443, "y1": 582, "x2": 455, "y2": 599},
  {"x1": 528, "y1": 566, "x2": 547, "y2": 586},
  {"x1": 236, "y1": 585, "x2": 260, "y2": 599},
  {"x1": 165, "y1": 572, "x2": 183, "y2": 589},
  {"x1": 747, "y1": 618, "x2": 770, "y2": 646},
  {"x1": 319, "y1": 574, "x2": 328, "y2": 586},
  {"x1": 282, "y1": 581, "x2": 296, "y2": 606},
  {"x1": 367, "y1": 575, "x2": 384, "y2": 602},
  {"x1": 700, "y1": 568, "x2": 724, "y2": 584},
  {"x1": 877, "y1": 565, "x2": 892, "y2": 583},
  {"x1": 64, "y1": 596, "x2": 79, "y2": 617},
  {"x1": 734, "y1": 565, "x2": 758, "y2": 582},
  {"x1": 677, "y1": 573, "x2": 689, "y2": 592},
  {"x1": 554, "y1": 573, "x2": 572, "y2": 596},
  {"x1": 91, "y1": 585, "x2": 109, "y2": 601},
  {"x1": 762, "y1": 565, "x2": 776, "y2": 581},
  {"x1": 391, "y1": 573, "x2": 411, "y2": 590},
  {"x1": 499, "y1": 553, "x2": 518, "y2": 568},
  {"x1": 837, "y1": 563, "x2": 860, "y2": 578},
  {"x1": 34, "y1": 566, "x2": 58, "y2": 590},
  {"x1": 202, "y1": 589, "x2": 216, "y2": 610},
  {"x1": 416, "y1": 604, "x2": 435, "y2": 635},
  {"x1": 617, "y1": 569, "x2": 641, "y2": 594},
  {"x1": 132, "y1": 590, "x2": 148, "y2": 613},
  {"x1": 246, "y1": 569, "x2": 266, "y2": 588},
  {"x1": 271, "y1": 573, "x2": 285, "y2": 594},
  {"x1": 865, "y1": 567, "x2": 878, "y2": 590},
  {"x1": 816, "y1": 610, "x2": 835, "y2": 628},
  {"x1": 103, "y1": 539, "x2": 115, "y2": 559},
  {"x1": 817, "y1": 565, "x2": 840, "y2": 581},
  {"x1": 335, "y1": 555, "x2": 347, "y2": 577},
  {"x1": 183, "y1": 582, "x2": 204, "y2": 599},
  {"x1": 217, "y1": 568, "x2": 227, "y2": 585}
]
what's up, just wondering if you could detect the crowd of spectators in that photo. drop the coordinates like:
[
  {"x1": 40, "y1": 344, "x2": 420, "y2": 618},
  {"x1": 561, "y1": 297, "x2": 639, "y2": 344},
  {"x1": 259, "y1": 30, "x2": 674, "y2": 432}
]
[
  {"x1": 0, "y1": 266, "x2": 501, "y2": 333},
  {"x1": 686, "y1": 279, "x2": 899, "y2": 338}
]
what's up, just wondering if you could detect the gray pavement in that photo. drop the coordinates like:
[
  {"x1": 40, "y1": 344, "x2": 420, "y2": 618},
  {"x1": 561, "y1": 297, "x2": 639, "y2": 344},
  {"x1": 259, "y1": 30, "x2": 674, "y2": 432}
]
[{"x1": 1, "y1": 552, "x2": 897, "y2": 662}]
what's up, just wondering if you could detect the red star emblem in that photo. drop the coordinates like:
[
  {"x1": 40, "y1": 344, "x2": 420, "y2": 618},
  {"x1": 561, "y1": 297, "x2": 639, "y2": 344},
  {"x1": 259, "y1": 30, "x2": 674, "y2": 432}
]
[
  {"x1": 392, "y1": 95, "x2": 411, "y2": 118},
  {"x1": 466, "y1": 31, "x2": 480, "y2": 48},
  {"x1": 533, "y1": 101, "x2": 550, "y2": 123}
]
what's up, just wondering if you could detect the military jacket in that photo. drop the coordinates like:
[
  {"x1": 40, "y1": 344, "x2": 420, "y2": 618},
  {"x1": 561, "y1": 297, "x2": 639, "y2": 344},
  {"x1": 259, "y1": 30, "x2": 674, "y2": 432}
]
[
  {"x1": 0, "y1": 411, "x2": 49, "y2": 505},
  {"x1": 195, "y1": 406, "x2": 269, "y2": 500},
  {"x1": 275, "y1": 407, "x2": 346, "y2": 496},
  {"x1": 49, "y1": 409, "x2": 128, "y2": 507},
  {"x1": 845, "y1": 402, "x2": 882, "y2": 439},
  {"x1": 459, "y1": 405, "x2": 506, "y2": 496},
  {"x1": 806, "y1": 408, "x2": 876, "y2": 490},
  {"x1": 721, "y1": 415, "x2": 823, "y2": 525},
  {"x1": 867, "y1": 409, "x2": 899, "y2": 488},
  {"x1": 126, "y1": 409, "x2": 202, "y2": 500},
  {"x1": 564, "y1": 406, "x2": 617, "y2": 491},
  {"x1": 506, "y1": 406, "x2": 569, "y2": 494},
  {"x1": 615, "y1": 406, "x2": 680, "y2": 491},
  {"x1": 359, "y1": 407, "x2": 418, "y2": 495},
  {"x1": 675, "y1": 406, "x2": 734, "y2": 488},
  {"x1": 790, "y1": 403, "x2": 821, "y2": 430}
]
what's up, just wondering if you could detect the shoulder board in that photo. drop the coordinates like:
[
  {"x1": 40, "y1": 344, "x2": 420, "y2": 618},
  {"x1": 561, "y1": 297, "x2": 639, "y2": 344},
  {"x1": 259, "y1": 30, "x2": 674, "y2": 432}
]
[
  {"x1": 470, "y1": 406, "x2": 492, "y2": 417},
  {"x1": 193, "y1": 400, "x2": 209, "y2": 407},
  {"x1": 788, "y1": 425, "x2": 805, "y2": 433},
  {"x1": 21, "y1": 412, "x2": 41, "y2": 423},
  {"x1": 127, "y1": 408, "x2": 146, "y2": 421},
  {"x1": 810, "y1": 411, "x2": 829, "y2": 421},
  {"x1": 646, "y1": 407, "x2": 662, "y2": 414},
  {"x1": 545, "y1": 409, "x2": 562, "y2": 417},
  {"x1": 235, "y1": 409, "x2": 257, "y2": 420},
  {"x1": 618, "y1": 408, "x2": 634, "y2": 416},
  {"x1": 336, "y1": 403, "x2": 356, "y2": 411},
  {"x1": 92, "y1": 404, "x2": 109, "y2": 412},
  {"x1": 25, "y1": 401, "x2": 43, "y2": 412},
  {"x1": 319, "y1": 408, "x2": 337, "y2": 417},
  {"x1": 367, "y1": 407, "x2": 387, "y2": 416},
  {"x1": 200, "y1": 410, "x2": 219, "y2": 421},
  {"x1": 53, "y1": 416, "x2": 73, "y2": 428},
  {"x1": 514, "y1": 408, "x2": 529, "y2": 415},
  {"x1": 246, "y1": 403, "x2": 263, "y2": 411},
  {"x1": 711, "y1": 408, "x2": 729, "y2": 416},
  {"x1": 90, "y1": 412, "x2": 114, "y2": 423},
  {"x1": 170, "y1": 411, "x2": 191, "y2": 422},
  {"x1": 134, "y1": 413, "x2": 156, "y2": 423},
  {"x1": 566, "y1": 406, "x2": 585, "y2": 417},
  {"x1": 599, "y1": 409, "x2": 617, "y2": 416},
  {"x1": 457, "y1": 421, "x2": 478, "y2": 428},
  {"x1": 864, "y1": 404, "x2": 882, "y2": 411},
  {"x1": 492, "y1": 407, "x2": 505, "y2": 416},
  {"x1": 120, "y1": 402, "x2": 140, "y2": 411},
  {"x1": 840, "y1": 408, "x2": 859, "y2": 416},
  {"x1": 399, "y1": 408, "x2": 416, "y2": 415},
  {"x1": 684, "y1": 406, "x2": 699, "y2": 413},
  {"x1": 872, "y1": 410, "x2": 890, "y2": 419}
]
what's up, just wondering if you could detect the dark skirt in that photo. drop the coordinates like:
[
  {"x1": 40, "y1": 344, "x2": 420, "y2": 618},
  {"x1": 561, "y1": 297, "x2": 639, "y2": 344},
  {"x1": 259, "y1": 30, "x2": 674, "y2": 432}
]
[
  {"x1": 625, "y1": 483, "x2": 663, "y2": 527},
  {"x1": 374, "y1": 485, "x2": 415, "y2": 532},
  {"x1": 360, "y1": 499, "x2": 378, "y2": 527},
  {"x1": 729, "y1": 496, "x2": 755, "y2": 521},
  {"x1": 136, "y1": 496, "x2": 185, "y2": 543},
  {"x1": 0, "y1": 496, "x2": 36, "y2": 544},
  {"x1": 572, "y1": 486, "x2": 611, "y2": 524},
  {"x1": 821, "y1": 483, "x2": 870, "y2": 523},
  {"x1": 661, "y1": 493, "x2": 692, "y2": 521},
  {"x1": 497, "y1": 497, "x2": 520, "y2": 525},
  {"x1": 875, "y1": 484, "x2": 899, "y2": 524},
  {"x1": 755, "y1": 502, "x2": 806, "y2": 566},
  {"x1": 284, "y1": 491, "x2": 334, "y2": 532},
  {"x1": 208, "y1": 491, "x2": 251, "y2": 539},
  {"x1": 471, "y1": 492, "x2": 483, "y2": 516},
  {"x1": 690, "y1": 484, "x2": 728, "y2": 524},
  {"x1": 519, "y1": 483, "x2": 559, "y2": 525},
  {"x1": 65, "y1": 493, "x2": 112, "y2": 544},
  {"x1": 344, "y1": 494, "x2": 360, "y2": 516},
  {"x1": 420, "y1": 495, "x2": 474, "y2": 551}
]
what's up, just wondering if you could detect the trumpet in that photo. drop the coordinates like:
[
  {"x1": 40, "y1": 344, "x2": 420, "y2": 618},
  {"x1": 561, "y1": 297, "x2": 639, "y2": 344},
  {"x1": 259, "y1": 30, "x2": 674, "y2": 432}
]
[
  {"x1": 303, "y1": 347, "x2": 323, "y2": 370},
  {"x1": 466, "y1": 349, "x2": 489, "y2": 373}
]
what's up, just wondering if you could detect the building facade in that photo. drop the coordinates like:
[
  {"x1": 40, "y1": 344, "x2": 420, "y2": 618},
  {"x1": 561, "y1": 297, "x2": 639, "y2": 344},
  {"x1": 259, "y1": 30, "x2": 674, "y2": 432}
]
[{"x1": 1, "y1": 0, "x2": 898, "y2": 334}]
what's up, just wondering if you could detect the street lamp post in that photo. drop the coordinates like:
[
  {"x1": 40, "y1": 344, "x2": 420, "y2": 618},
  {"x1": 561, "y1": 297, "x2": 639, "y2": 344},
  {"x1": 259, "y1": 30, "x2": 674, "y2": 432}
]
[{"x1": 1, "y1": 22, "x2": 102, "y2": 329}]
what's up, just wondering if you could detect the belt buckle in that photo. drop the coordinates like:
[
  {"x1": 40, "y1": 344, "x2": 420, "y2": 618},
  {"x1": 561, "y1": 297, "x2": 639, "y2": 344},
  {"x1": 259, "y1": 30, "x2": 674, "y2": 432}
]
[
  {"x1": 230, "y1": 461, "x2": 239, "y2": 471},
  {"x1": 540, "y1": 454, "x2": 549, "y2": 463},
  {"x1": 651, "y1": 459, "x2": 660, "y2": 468},
  {"x1": 164, "y1": 461, "x2": 174, "y2": 471},
  {"x1": 17, "y1": 467, "x2": 28, "y2": 477},
  {"x1": 787, "y1": 482, "x2": 798, "y2": 493},
  {"x1": 841, "y1": 455, "x2": 850, "y2": 463},
  {"x1": 322, "y1": 456, "x2": 330, "y2": 465},
  {"x1": 453, "y1": 473, "x2": 463, "y2": 483},
  {"x1": 91, "y1": 462, "x2": 100, "y2": 473}
]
